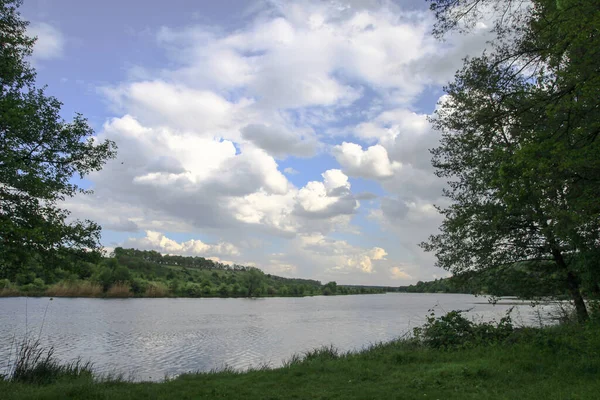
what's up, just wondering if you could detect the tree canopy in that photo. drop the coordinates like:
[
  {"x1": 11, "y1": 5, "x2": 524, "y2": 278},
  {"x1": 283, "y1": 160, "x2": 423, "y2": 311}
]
[
  {"x1": 421, "y1": 0, "x2": 600, "y2": 321},
  {"x1": 0, "y1": 0, "x2": 116, "y2": 279}
]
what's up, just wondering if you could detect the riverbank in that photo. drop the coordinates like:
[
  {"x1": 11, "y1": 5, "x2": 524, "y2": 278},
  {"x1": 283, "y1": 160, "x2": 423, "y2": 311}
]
[
  {"x1": 1, "y1": 250, "x2": 387, "y2": 298},
  {"x1": 2, "y1": 321, "x2": 599, "y2": 399},
  {"x1": 0, "y1": 279, "x2": 385, "y2": 299}
]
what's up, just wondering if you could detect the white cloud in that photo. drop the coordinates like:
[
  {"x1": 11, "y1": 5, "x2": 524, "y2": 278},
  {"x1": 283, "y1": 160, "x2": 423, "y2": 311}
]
[
  {"x1": 65, "y1": 0, "x2": 503, "y2": 284},
  {"x1": 298, "y1": 234, "x2": 387, "y2": 274},
  {"x1": 390, "y1": 266, "x2": 412, "y2": 280},
  {"x1": 102, "y1": 81, "x2": 252, "y2": 136},
  {"x1": 28, "y1": 22, "x2": 65, "y2": 61},
  {"x1": 333, "y1": 142, "x2": 401, "y2": 178},
  {"x1": 124, "y1": 231, "x2": 240, "y2": 257},
  {"x1": 228, "y1": 168, "x2": 357, "y2": 232}
]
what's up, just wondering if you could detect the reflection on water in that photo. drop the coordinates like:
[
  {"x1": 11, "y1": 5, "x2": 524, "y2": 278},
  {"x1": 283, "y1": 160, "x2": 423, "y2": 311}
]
[{"x1": 0, "y1": 294, "x2": 553, "y2": 381}]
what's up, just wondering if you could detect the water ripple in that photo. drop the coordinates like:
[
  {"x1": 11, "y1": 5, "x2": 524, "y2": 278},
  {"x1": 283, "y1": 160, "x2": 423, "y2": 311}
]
[{"x1": 0, "y1": 295, "x2": 554, "y2": 380}]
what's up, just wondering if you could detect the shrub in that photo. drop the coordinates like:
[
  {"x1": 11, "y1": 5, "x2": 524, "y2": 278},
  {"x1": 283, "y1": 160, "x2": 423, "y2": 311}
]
[
  {"x1": 130, "y1": 278, "x2": 148, "y2": 295},
  {"x1": 112, "y1": 266, "x2": 132, "y2": 283},
  {"x1": 182, "y1": 282, "x2": 202, "y2": 297},
  {"x1": 32, "y1": 278, "x2": 46, "y2": 291},
  {"x1": 413, "y1": 309, "x2": 514, "y2": 349},
  {"x1": 218, "y1": 283, "x2": 229, "y2": 297},
  {"x1": 15, "y1": 272, "x2": 36, "y2": 286},
  {"x1": 75, "y1": 262, "x2": 95, "y2": 279}
]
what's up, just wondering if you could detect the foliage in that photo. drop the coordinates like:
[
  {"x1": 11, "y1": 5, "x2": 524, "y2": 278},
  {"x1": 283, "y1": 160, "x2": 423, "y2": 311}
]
[
  {"x1": 413, "y1": 310, "x2": 514, "y2": 349},
  {"x1": 0, "y1": 249, "x2": 385, "y2": 298},
  {"x1": 421, "y1": 0, "x2": 600, "y2": 322},
  {"x1": 399, "y1": 261, "x2": 571, "y2": 298},
  {"x1": 0, "y1": 0, "x2": 117, "y2": 279}
]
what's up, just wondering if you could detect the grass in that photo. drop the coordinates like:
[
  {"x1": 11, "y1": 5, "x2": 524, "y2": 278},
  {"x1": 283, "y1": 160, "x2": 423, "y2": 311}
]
[
  {"x1": 105, "y1": 282, "x2": 132, "y2": 298},
  {"x1": 0, "y1": 287, "x2": 21, "y2": 297},
  {"x1": 3, "y1": 339, "x2": 93, "y2": 385},
  {"x1": 144, "y1": 282, "x2": 169, "y2": 298},
  {"x1": 45, "y1": 281, "x2": 103, "y2": 297},
  {"x1": 1, "y1": 322, "x2": 599, "y2": 399}
]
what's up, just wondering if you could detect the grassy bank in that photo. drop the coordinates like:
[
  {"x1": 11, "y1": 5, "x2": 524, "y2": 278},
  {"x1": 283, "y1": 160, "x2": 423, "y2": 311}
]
[{"x1": 2, "y1": 320, "x2": 599, "y2": 400}]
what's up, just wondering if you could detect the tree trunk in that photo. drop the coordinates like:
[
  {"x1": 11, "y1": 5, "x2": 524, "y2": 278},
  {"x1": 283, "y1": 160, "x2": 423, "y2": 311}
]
[
  {"x1": 565, "y1": 271, "x2": 589, "y2": 323},
  {"x1": 552, "y1": 249, "x2": 589, "y2": 323}
]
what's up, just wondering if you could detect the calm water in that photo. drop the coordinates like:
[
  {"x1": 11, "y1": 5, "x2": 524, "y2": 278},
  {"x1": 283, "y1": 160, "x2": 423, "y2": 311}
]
[{"x1": 0, "y1": 294, "x2": 552, "y2": 381}]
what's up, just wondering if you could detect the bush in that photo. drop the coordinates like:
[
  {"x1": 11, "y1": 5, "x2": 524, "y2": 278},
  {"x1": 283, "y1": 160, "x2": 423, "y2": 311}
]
[
  {"x1": 218, "y1": 284, "x2": 229, "y2": 297},
  {"x1": 32, "y1": 278, "x2": 46, "y2": 291},
  {"x1": 182, "y1": 282, "x2": 202, "y2": 297},
  {"x1": 112, "y1": 266, "x2": 132, "y2": 283},
  {"x1": 130, "y1": 278, "x2": 148, "y2": 295},
  {"x1": 75, "y1": 262, "x2": 95, "y2": 279},
  {"x1": 413, "y1": 309, "x2": 514, "y2": 349},
  {"x1": 15, "y1": 272, "x2": 36, "y2": 286}
]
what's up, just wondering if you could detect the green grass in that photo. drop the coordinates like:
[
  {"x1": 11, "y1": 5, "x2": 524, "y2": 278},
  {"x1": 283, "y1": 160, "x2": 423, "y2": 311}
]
[{"x1": 2, "y1": 322, "x2": 599, "y2": 399}]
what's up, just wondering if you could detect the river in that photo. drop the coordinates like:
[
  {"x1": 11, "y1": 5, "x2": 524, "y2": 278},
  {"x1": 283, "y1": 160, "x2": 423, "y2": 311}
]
[{"x1": 0, "y1": 294, "x2": 554, "y2": 381}]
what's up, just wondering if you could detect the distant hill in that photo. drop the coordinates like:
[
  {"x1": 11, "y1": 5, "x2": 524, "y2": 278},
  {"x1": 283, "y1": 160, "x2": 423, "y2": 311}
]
[
  {"x1": 0, "y1": 247, "x2": 387, "y2": 298},
  {"x1": 107, "y1": 248, "x2": 385, "y2": 297}
]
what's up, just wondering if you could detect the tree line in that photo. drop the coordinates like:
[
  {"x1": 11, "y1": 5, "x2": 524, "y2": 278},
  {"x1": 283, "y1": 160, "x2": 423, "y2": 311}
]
[{"x1": 0, "y1": 248, "x2": 385, "y2": 298}]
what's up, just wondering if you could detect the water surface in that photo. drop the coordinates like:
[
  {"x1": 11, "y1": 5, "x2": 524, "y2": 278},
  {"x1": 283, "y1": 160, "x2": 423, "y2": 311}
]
[{"x1": 0, "y1": 294, "x2": 552, "y2": 380}]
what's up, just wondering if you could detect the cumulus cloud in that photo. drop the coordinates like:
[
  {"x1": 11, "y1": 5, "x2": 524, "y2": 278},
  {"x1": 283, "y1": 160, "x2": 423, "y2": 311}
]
[
  {"x1": 228, "y1": 168, "x2": 357, "y2": 231},
  {"x1": 333, "y1": 142, "x2": 401, "y2": 178},
  {"x1": 64, "y1": 0, "x2": 501, "y2": 284},
  {"x1": 102, "y1": 81, "x2": 252, "y2": 135},
  {"x1": 123, "y1": 231, "x2": 240, "y2": 257},
  {"x1": 299, "y1": 234, "x2": 387, "y2": 274},
  {"x1": 295, "y1": 169, "x2": 358, "y2": 218}
]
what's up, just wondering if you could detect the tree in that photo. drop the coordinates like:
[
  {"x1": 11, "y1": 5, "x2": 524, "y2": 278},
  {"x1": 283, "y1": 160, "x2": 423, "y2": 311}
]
[
  {"x1": 0, "y1": 0, "x2": 116, "y2": 279},
  {"x1": 245, "y1": 268, "x2": 264, "y2": 297},
  {"x1": 421, "y1": 0, "x2": 600, "y2": 322},
  {"x1": 323, "y1": 281, "x2": 337, "y2": 295}
]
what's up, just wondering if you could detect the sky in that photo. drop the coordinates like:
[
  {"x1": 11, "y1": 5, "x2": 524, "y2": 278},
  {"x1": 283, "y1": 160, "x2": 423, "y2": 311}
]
[{"x1": 20, "y1": 0, "x2": 493, "y2": 286}]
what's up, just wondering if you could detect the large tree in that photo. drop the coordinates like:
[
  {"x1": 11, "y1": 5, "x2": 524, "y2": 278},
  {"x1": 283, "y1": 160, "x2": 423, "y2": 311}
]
[
  {"x1": 0, "y1": 0, "x2": 116, "y2": 279},
  {"x1": 421, "y1": 0, "x2": 600, "y2": 322}
]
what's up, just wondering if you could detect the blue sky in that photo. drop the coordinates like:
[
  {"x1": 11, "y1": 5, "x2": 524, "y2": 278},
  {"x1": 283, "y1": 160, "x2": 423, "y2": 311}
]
[{"x1": 21, "y1": 0, "x2": 492, "y2": 285}]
